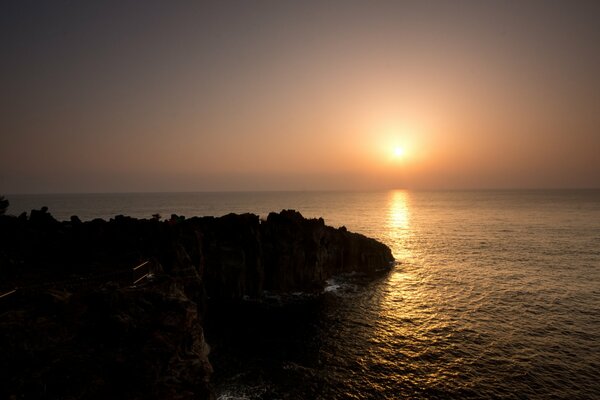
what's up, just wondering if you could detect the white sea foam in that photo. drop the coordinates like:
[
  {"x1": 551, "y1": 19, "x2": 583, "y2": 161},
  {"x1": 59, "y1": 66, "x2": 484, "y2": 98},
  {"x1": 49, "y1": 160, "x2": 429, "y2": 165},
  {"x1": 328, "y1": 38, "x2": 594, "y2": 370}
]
[{"x1": 324, "y1": 279, "x2": 340, "y2": 293}]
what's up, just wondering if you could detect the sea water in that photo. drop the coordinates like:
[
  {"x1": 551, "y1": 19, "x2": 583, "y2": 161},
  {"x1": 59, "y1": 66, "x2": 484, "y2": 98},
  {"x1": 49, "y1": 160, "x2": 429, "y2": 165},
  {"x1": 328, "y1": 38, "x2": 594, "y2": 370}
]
[{"x1": 7, "y1": 190, "x2": 600, "y2": 398}]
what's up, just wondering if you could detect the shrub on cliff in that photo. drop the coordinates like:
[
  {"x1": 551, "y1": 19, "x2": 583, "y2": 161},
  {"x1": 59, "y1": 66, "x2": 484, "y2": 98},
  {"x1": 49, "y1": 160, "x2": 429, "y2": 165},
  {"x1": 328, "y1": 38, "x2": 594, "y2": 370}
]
[{"x1": 0, "y1": 195, "x2": 8, "y2": 215}]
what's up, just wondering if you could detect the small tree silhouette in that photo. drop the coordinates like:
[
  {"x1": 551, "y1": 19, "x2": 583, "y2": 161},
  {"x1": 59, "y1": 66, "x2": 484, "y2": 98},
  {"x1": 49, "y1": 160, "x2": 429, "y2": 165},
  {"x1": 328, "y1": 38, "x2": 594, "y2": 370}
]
[{"x1": 0, "y1": 196, "x2": 8, "y2": 215}]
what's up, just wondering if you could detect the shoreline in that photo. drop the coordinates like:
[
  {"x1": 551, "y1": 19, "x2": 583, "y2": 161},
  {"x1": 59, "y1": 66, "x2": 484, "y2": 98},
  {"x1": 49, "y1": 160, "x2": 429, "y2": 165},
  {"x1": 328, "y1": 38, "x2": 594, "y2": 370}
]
[{"x1": 0, "y1": 208, "x2": 393, "y2": 399}]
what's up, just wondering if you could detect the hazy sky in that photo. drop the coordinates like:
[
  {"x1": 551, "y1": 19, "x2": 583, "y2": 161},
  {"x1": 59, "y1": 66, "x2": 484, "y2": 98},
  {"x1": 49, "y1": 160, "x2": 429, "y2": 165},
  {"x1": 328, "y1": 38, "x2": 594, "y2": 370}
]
[{"x1": 2, "y1": 1, "x2": 599, "y2": 193}]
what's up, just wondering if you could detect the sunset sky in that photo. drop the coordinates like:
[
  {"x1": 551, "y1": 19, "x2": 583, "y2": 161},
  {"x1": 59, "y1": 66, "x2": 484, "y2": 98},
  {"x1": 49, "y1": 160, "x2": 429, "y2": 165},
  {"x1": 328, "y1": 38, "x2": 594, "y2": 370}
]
[{"x1": 2, "y1": 1, "x2": 599, "y2": 193}]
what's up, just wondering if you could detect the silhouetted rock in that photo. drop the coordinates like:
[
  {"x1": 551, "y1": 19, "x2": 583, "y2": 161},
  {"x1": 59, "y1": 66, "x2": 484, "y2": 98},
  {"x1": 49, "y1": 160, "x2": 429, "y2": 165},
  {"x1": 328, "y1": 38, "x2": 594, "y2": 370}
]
[
  {"x1": 0, "y1": 280, "x2": 213, "y2": 400},
  {"x1": 0, "y1": 208, "x2": 393, "y2": 399},
  {"x1": 260, "y1": 210, "x2": 393, "y2": 294}
]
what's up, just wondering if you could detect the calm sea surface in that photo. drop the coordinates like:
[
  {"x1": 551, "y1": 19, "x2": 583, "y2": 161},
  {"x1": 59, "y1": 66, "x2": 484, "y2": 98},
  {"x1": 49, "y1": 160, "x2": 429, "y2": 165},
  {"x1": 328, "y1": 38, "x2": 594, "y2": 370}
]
[{"x1": 7, "y1": 190, "x2": 600, "y2": 399}]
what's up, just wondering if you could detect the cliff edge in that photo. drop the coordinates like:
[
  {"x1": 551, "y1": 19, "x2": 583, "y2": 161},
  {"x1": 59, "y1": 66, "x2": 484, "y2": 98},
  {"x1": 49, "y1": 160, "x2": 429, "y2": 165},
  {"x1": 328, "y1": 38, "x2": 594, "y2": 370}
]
[{"x1": 0, "y1": 208, "x2": 394, "y2": 399}]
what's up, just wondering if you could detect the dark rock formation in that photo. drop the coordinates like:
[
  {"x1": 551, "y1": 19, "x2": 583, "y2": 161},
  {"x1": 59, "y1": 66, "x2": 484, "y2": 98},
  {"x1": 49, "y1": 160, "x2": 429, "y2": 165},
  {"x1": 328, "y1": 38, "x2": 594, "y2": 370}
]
[
  {"x1": 1, "y1": 280, "x2": 212, "y2": 400},
  {"x1": 0, "y1": 209, "x2": 393, "y2": 399},
  {"x1": 191, "y1": 210, "x2": 393, "y2": 300},
  {"x1": 261, "y1": 210, "x2": 394, "y2": 294}
]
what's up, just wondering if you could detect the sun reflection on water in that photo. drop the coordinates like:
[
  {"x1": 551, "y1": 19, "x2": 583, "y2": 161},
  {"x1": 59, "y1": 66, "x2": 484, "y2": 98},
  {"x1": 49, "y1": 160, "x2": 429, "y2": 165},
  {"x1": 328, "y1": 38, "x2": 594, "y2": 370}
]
[
  {"x1": 371, "y1": 190, "x2": 439, "y2": 388},
  {"x1": 386, "y1": 190, "x2": 412, "y2": 262},
  {"x1": 374, "y1": 190, "x2": 454, "y2": 392}
]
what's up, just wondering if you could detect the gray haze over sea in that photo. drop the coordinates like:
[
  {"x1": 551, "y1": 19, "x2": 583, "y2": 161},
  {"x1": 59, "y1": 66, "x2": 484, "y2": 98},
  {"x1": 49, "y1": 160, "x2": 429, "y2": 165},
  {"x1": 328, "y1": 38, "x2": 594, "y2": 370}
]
[{"x1": 8, "y1": 190, "x2": 600, "y2": 399}]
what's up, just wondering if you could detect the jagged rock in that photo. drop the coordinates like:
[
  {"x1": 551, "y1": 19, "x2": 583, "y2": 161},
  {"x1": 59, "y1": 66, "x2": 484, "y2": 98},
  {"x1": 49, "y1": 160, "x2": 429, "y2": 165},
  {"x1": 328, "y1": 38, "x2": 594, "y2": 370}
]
[
  {"x1": 0, "y1": 208, "x2": 393, "y2": 399},
  {"x1": 259, "y1": 210, "x2": 393, "y2": 294},
  {"x1": 0, "y1": 280, "x2": 213, "y2": 400}
]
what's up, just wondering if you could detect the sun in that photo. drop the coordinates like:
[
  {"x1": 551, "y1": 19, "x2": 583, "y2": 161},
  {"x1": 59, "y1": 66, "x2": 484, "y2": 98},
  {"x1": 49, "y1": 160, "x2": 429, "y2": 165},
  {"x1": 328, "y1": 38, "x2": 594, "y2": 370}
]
[{"x1": 393, "y1": 146, "x2": 405, "y2": 158}]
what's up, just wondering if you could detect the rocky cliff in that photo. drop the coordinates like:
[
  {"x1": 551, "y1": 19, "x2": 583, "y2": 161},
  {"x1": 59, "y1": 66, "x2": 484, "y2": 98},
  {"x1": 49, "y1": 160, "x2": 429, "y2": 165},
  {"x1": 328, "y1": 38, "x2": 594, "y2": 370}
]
[{"x1": 0, "y1": 208, "x2": 393, "y2": 399}]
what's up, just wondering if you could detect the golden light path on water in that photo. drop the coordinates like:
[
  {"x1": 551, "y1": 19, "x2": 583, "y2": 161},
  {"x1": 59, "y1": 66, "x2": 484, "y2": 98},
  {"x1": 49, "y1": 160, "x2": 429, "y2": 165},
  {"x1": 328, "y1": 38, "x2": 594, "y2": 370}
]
[
  {"x1": 386, "y1": 190, "x2": 411, "y2": 261},
  {"x1": 334, "y1": 190, "x2": 600, "y2": 397},
  {"x1": 366, "y1": 190, "x2": 458, "y2": 391}
]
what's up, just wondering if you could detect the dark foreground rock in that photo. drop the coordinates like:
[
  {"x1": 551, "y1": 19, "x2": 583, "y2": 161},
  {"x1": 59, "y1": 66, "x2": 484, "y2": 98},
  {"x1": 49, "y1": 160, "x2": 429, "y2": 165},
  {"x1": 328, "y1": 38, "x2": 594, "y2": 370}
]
[{"x1": 0, "y1": 209, "x2": 393, "y2": 399}]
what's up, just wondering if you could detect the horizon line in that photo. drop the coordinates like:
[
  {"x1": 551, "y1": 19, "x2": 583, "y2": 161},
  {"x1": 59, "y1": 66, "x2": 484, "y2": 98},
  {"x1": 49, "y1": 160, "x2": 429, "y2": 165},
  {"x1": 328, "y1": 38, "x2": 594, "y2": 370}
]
[{"x1": 5, "y1": 187, "x2": 600, "y2": 196}]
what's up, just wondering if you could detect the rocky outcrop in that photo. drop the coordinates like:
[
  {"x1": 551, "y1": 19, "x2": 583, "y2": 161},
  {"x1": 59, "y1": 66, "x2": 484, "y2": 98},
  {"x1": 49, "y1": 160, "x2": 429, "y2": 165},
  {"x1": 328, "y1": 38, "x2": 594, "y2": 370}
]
[
  {"x1": 261, "y1": 210, "x2": 393, "y2": 294},
  {"x1": 1, "y1": 280, "x2": 212, "y2": 400},
  {"x1": 190, "y1": 210, "x2": 394, "y2": 300},
  {"x1": 0, "y1": 209, "x2": 393, "y2": 399}
]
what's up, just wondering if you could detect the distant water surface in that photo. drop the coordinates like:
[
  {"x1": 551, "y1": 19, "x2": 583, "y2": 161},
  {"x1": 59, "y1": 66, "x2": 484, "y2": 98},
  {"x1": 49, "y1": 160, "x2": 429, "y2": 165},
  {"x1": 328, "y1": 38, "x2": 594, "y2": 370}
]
[{"x1": 7, "y1": 190, "x2": 600, "y2": 399}]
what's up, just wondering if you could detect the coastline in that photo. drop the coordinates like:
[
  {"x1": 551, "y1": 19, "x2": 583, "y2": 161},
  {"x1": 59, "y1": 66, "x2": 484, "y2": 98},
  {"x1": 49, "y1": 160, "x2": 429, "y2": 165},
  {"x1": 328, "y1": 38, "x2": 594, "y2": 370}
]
[{"x1": 0, "y1": 208, "x2": 393, "y2": 399}]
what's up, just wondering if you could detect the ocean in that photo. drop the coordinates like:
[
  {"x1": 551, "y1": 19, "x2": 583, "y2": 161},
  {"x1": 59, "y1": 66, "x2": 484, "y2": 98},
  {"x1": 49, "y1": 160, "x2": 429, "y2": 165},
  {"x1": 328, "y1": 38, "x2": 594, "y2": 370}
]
[{"x1": 7, "y1": 190, "x2": 600, "y2": 399}]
